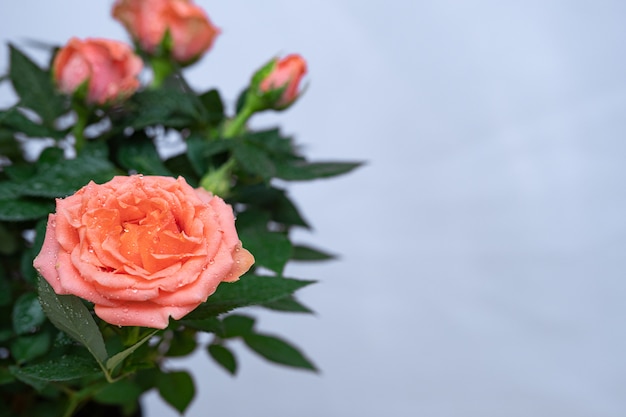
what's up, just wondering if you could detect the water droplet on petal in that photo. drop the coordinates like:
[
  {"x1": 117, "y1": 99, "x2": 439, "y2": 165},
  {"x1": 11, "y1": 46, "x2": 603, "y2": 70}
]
[{"x1": 209, "y1": 259, "x2": 215, "y2": 265}]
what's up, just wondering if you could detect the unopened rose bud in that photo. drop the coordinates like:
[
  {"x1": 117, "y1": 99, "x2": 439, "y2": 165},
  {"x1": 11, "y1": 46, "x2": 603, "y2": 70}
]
[
  {"x1": 199, "y1": 163, "x2": 232, "y2": 198},
  {"x1": 258, "y1": 55, "x2": 307, "y2": 109},
  {"x1": 53, "y1": 38, "x2": 143, "y2": 105},
  {"x1": 112, "y1": 0, "x2": 220, "y2": 65}
]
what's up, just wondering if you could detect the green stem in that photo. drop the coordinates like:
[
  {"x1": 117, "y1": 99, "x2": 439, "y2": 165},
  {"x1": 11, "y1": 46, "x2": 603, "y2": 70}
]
[
  {"x1": 150, "y1": 56, "x2": 176, "y2": 89},
  {"x1": 222, "y1": 105, "x2": 254, "y2": 138},
  {"x1": 72, "y1": 104, "x2": 89, "y2": 153}
]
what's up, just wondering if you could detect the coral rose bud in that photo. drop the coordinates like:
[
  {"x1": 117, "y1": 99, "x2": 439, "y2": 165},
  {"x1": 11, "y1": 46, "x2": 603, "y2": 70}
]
[
  {"x1": 112, "y1": 0, "x2": 220, "y2": 64},
  {"x1": 33, "y1": 175, "x2": 254, "y2": 329},
  {"x1": 53, "y1": 37, "x2": 143, "y2": 105},
  {"x1": 259, "y1": 54, "x2": 307, "y2": 108}
]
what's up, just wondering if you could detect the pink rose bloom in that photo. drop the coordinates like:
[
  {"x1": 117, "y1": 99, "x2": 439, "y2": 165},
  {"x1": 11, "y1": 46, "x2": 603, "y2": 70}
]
[
  {"x1": 260, "y1": 54, "x2": 307, "y2": 107},
  {"x1": 53, "y1": 38, "x2": 142, "y2": 105},
  {"x1": 33, "y1": 175, "x2": 254, "y2": 329},
  {"x1": 112, "y1": 0, "x2": 220, "y2": 64}
]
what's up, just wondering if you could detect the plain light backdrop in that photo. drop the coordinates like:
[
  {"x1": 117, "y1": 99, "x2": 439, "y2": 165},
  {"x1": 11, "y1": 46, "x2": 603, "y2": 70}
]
[{"x1": 2, "y1": 1, "x2": 626, "y2": 416}]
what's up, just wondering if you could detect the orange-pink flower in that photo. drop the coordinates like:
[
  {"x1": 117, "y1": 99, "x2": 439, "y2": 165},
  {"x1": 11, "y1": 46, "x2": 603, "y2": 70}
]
[
  {"x1": 112, "y1": 0, "x2": 220, "y2": 64},
  {"x1": 33, "y1": 175, "x2": 254, "y2": 329},
  {"x1": 53, "y1": 38, "x2": 142, "y2": 105},
  {"x1": 260, "y1": 55, "x2": 307, "y2": 107}
]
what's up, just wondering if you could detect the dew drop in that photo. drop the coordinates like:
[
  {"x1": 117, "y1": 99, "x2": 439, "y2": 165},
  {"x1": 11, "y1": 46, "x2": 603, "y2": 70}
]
[
  {"x1": 131, "y1": 288, "x2": 138, "y2": 294},
  {"x1": 209, "y1": 259, "x2": 215, "y2": 265}
]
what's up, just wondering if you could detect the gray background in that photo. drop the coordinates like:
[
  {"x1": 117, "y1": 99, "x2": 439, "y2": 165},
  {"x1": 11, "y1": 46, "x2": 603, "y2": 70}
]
[{"x1": 2, "y1": 1, "x2": 626, "y2": 416}]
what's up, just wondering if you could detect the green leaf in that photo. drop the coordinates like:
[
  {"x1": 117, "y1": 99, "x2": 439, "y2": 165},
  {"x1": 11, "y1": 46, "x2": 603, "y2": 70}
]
[
  {"x1": 198, "y1": 89, "x2": 224, "y2": 126},
  {"x1": 37, "y1": 277, "x2": 108, "y2": 366},
  {"x1": 105, "y1": 330, "x2": 158, "y2": 373},
  {"x1": 222, "y1": 314, "x2": 255, "y2": 338},
  {"x1": 275, "y1": 160, "x2": 363, "y2": 181},
  {"x1": 0, "y1": 108, "x2": 66, "y2": 139},
  {"x1": 157, "y1": 370, "x2": 195, "y2": 414},
  {"x1": 11, "y1": 333, "x2": 51, "y2": 364},
  {"x1": 232, "y1": 140, "x2": 276, "y2": 180},
  {"x1": 9, "y1": 45, "x2": 67, "y2": 125},
  {"x1": 12, "y1": 292, "x2": 46, "y2": 335},
  {"x1": 93, "y1": 379, "x2": 143, "y2": 406},
  {"x1": 127, "y1": 88, "x2": 201, "y2": 129},
  {"x1": 162, "y1": 153, "x2": 199, "y2": 186},
  {"x1": 262, "y1": 295, "x2": 314, "y2": 314},
  {"x1": 239, "y1": 229, "x2": 292, "y2": 274},
  {"x1": 234, "y1": 184, "x2": 309, "y2": 228},
  {"x1": 291, "y1": 244, "x2": 336, "y2": 261},
  {"x1": 207, "y1": 344, "x2": 237, "y2": 375},
  {"x1": 0, "y1": 197, "x2": 54, "y2": 221},
  {"x1": 165, "y1": 328, "x2": 197, "y2": 357},
  {"x1": 243, "y1": 333, "x2": 317, "y2": 371},
  {"x1": 244, "y1": 129, "x2": 296, "y2": 156},
  {"x1": 10, "y1": 355, "x2": 101, "y2": 383},
  {"x1": 0, "y1": 265, "x2": 12, "y2": 306},
  {"x1": 0, "y1": 222, "x2": 18, "y2": 254},
  {"x1": 176, "y1": 316, "x2": 221, "y2": 334},
  {"x1": 185, "y1": 275, "x2": 314, "y2": 320},
  {"x1": 20, "y1": 143, "x2": 116, "y2": 198},
  {"x1": 116, "y1": 136, "x2": 172, "y2": 175},
  {"x1": 185, "y1": 133, "x2": 231, "y2": 176}
]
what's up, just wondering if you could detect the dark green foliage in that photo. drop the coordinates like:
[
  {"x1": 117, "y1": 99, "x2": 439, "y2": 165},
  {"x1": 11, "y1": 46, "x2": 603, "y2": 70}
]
[{"x1": 1, "y1": 43, "x2": 360, "y2": 416}]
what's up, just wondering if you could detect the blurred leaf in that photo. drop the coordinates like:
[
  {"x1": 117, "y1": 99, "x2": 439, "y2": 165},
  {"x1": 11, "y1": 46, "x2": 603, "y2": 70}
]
[
  {"x1": 0, "y1": 198, "x2": 54, "y2": 222},
  {"x1": 244, "y1": 128, "x2": 296, "y2": 156},
  {"x1": 222, "y1": 314, "x2": 255, "y2": 338},
  {"x1": 127, "y1": 88, "x2": 201, "y2": 129},
  {"x1": 207, "y1": 344, "x2": 237, "y2": 375},
  {"x1": 0, "y1": 264, "x2": 12, "y2": 306},
  {"x1": 105, "y1": 330, "x2": 157, "y2": 373},
  {"x1": 261, "y1": 295, "x2": 314, "y2": 314},
  {"x1": 176, "y1": 316, "x2": 221, "y2": 334},
  {"x1": 37, "y1": 277, "x2": 108, "y2": 366},
  {"x1": 291, "y1": 245, "x2": 336, "y2": 262},
  {"x1": 243, "y1": 333, "x2": 317, "y2": 371},
  {"x1": 9, "y1": 44, "x2": 67, "y2": 125},
  {"x1": 11, "y1": 333, "x2": 51, "y2": 364},
  {"x1": 93, "y1": 379, "x2": 143, "y2": 406},
  {"x1": 0, "y1": 222, "x2": 18, "y2": 254},
  {"x1": 12, "y1": 292, "x2": 46, "y2": 335},
  {"x1": 117, "y1": 135, "x2": 172, "y2": 175},
  {"x1": 234, "y1": 184, "x2": 309, "y2": 228},
  {"x1": 157, "y1": 370, "x2": 195, "y2": 414},
  {"x1": 275, "y1": 160, "x2": 363, "y2": 181},
  {"x1": 239, "y1": 229, "x2": 292, "y2": 274},
  {"x1": 20, "y1": 142, "x2": 116, "y2": 198},
  {"x1": 0, "y1": 367, "x2": 15, "y2": 385},
  {"x1": 163, "y1": 153, "x2": 200, "y2": 186},
  {"x1": 165, "y1": 328, "x2": 197, "y2": 357},
  {"x1": 0, "y1": 108, "x2": 66, "y2": 139},
  {"x1": 10, "y1": 355, "x2": 100, "y2": 383},
  {"x1": 232, "y1": 140, "x2": 276, "y2": 180},
  {"x1": 186, "y1": 132, "x2": 231, "y2": 176},
  {"x1": 185, "y1": 274, "x2": 314, "y2": 320},
  {"x1": 198, "y1": 89, "x2": 224, "y2": 126},
  {"x1": 3, "y1": 162, "x2": 36, "y2": 182}
]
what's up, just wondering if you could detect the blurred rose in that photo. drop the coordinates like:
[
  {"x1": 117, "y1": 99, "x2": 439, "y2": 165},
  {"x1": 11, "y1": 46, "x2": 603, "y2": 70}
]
[
  {"x1": 33, "y1": 175, "x2": 254, "y2": 329},
  {"x1": 259, "y1": 54, "x2": 307, "y2": 107},
  {"x1": 53, "y1": 37, "x2": 142, "y2": 105},
  {"x1": 112, "y1": 0, "x2": 220, "y2": 64}
]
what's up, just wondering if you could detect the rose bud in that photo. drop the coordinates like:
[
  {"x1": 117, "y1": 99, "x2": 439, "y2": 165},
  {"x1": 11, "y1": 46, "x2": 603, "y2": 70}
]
[
  {"x1": 33, "y1": 175, "x2": 254, "y2": 329},
  {"x1": 258, "y1": 54, "x2": 307, "y2": 109},
  {"x1": 53, "y1": 37, "x2": 143, "y2": 105},
  {"x1": 112, "y1": 0, "x2": 220, "y2": 64}
]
